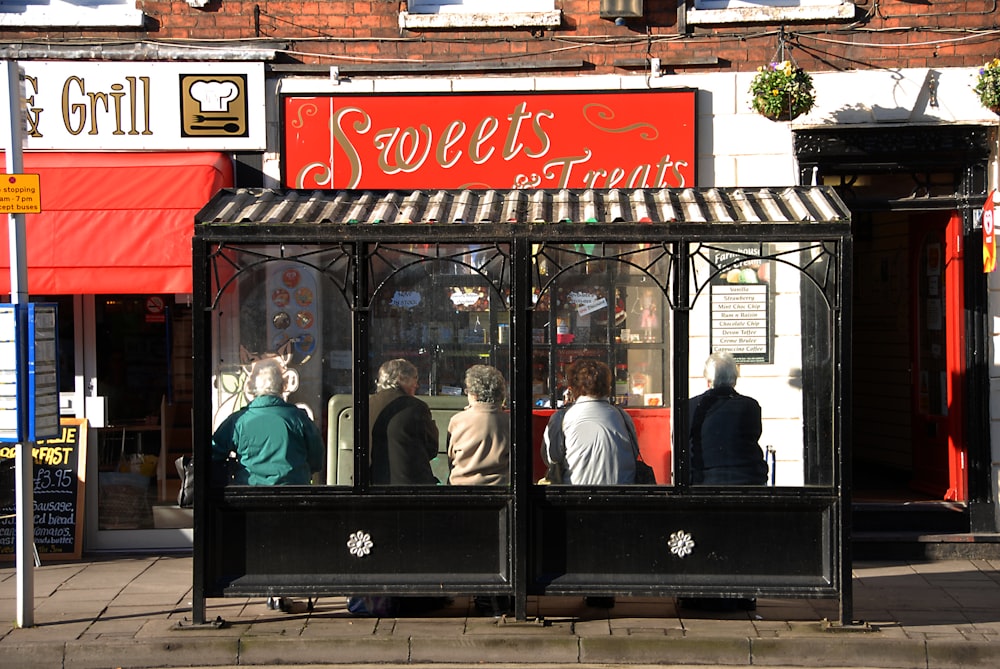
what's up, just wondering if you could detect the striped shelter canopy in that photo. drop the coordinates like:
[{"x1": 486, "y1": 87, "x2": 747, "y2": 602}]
[{"x1": 196, "y1": 187, "x2": 851, "y2": 227}]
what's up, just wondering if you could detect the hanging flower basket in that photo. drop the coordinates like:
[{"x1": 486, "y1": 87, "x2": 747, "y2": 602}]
[
  {"x1": 973, "y1": 59, "x2": 1000, "y2": 115},
  {"x1": 749, "y1": 61, "x2": 815, "y2": 122}
]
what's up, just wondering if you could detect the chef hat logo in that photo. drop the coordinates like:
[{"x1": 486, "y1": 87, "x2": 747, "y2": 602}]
[{"x1": 190, "y1": 80, "x2": 239, "y2": 112}]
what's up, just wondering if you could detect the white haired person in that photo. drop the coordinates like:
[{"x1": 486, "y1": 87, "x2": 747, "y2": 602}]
[
  {"x1": 447, "y1": 364, "x2": 510, "y2": 486},
  {"x1": 447, "y1": 364, "x2": 512, "y2": 617},
  {"x1": 211, "y1": 354, "x2": 324, "y2": 614},
  {"x1": 369, "y1": 358, "x2": 439, "y2": 485},
  {"x1": 682, "y1": 351, "x2": 767, "y2": 613},
  {"x1": 688, "y1": 351, "x2": 768, "y2": 486},
  {"x1": 211, "y1": 356, "x2": 323, "y2": 486}
]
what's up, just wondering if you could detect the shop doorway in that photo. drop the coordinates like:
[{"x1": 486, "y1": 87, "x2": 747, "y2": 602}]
[
  {"x1": 86, "y1": 294, "x2": 195, "y2": 550},
  {"x1": 851, "y1": 211, "x2": 967, "y2": 503}
]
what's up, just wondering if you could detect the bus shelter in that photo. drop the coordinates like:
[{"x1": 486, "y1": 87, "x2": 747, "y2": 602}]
[{"x1": 190, "y1": 186, "x2": 853, "y2": 624}]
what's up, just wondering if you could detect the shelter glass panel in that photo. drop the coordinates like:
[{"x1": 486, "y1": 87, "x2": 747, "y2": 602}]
[
  {"x1": 688, "y1": 241, "x2": 838, "y2": 488},
  {"x1": 530, "y1": 242, "x2": 674, "y2": 486},
  {"x1": 208, "y1": 243, "x2": 353, "y2": 488},
  {"x1": 367, "y1": 243, "x2": 513, "y2": 488}
]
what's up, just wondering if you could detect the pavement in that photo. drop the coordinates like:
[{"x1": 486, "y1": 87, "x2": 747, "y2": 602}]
[{"x1": 0, "y1": 555, "x2": 998, "y2": 669}]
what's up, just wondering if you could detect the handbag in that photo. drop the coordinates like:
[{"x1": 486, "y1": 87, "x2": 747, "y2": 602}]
[
  {"x1": 634, "y1": 454, "x2": 657, "y2": 485},
  {"x1": 175, "y1": 455, "x2": 194, "y2": 507}
]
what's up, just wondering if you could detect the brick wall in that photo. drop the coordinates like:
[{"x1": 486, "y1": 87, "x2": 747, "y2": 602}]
[{"x1": 1, "y1": 1, "x2": 996, "y2": 73}]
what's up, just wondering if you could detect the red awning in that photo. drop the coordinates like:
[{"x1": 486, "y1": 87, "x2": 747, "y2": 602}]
[{"x1": 1, "y1": 152, "x2": 233, "y2": 295}]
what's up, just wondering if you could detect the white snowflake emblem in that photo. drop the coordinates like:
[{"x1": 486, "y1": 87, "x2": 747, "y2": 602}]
[
  {"x1": 347, "y1": 530, "x2": 373, "y2": 558},
  {"x1": 668, "y1": 530, "x2": 695, "y2": 558}
]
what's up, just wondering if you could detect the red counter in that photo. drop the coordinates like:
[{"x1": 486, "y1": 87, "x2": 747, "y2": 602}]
[{"x1": 531, "y1": 408, "x2": 672, "y2": 484}]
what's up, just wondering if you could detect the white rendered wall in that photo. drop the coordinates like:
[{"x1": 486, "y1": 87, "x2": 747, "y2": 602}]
[{"x1": 270, "y1": 68, "x2": 998, "y2": 503}]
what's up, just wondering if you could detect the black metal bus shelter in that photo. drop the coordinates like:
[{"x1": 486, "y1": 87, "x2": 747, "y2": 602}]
[{"x1": 190, "y1": 186, "x2": 853, "y2": 624}]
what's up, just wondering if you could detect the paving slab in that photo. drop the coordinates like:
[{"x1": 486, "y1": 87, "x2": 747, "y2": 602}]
[{"x1": 0, "y1": 556, "x2": 997, "y2": 667}]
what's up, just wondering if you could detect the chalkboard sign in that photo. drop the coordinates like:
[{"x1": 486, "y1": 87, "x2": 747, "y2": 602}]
[{"x1": 0, "y1": 418, "x2": 88, "y2": 561}]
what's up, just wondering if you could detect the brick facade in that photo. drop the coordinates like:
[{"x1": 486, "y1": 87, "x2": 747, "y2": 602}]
[{"x1": 2, "y1": 2, "x2": 996, "y2": 73}]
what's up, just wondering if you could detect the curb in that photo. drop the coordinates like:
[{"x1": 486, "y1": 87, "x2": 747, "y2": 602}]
[{"x1": 2, "y1": 634, "x2": 997, "y2": 668}]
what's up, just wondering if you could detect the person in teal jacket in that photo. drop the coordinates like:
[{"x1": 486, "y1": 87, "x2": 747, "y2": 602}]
[{"x1": 212, "y1": 357, "x2": 323, "y2": 486}]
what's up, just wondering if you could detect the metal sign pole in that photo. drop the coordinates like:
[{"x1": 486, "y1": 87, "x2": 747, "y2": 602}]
[{"x1": 3, "y1": 58, "x2": 34, "y2": 629}]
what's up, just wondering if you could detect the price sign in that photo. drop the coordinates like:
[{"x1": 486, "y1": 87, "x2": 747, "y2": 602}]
[{"x1": 0, "y1": 418, "x2": 88, "y2": 561}]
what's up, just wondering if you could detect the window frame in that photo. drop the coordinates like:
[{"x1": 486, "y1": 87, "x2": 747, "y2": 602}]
[
  {"x1": 400, "y1": 0, "x2": 560, "y2": 29},
  {"x1": 0, "y1": 0, "x2": 144, "y2": 28},
  {"x1": 687, "y1": 0, "x2": 855, "y2": 25}
]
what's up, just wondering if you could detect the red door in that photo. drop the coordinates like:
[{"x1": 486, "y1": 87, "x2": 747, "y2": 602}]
[{"x1": 909, "y1": 212, "x2": 966, "y2": 501}]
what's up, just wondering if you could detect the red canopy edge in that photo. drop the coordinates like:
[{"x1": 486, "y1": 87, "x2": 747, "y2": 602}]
[{"x1": 1, "y1": 151, "x2": 233, "y2": 295}]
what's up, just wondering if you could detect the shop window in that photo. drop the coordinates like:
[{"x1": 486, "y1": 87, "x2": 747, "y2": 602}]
[
  {"x1": 400, "y1": 0, "x2": 561, "y2": 28},
  {"x1": 368, "y1": 244, "x2": 512, "y2": 487},
  {"x1": 531, "y1": 243, "x2": 674, "y2": 487},
  {"x1": 686, "y1": 0, "x2": 855, "y2": 25},
  {"x1": 0, "y1": 0, "x2": 144, "y2": 28}
]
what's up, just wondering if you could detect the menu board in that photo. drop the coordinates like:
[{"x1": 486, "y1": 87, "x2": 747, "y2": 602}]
[
  {"x1": 0, "y1": 418, "x2": 88, "y2": 561},
  {"x1": 709, "y1": 246, "x2": 774, "y2": 364}
]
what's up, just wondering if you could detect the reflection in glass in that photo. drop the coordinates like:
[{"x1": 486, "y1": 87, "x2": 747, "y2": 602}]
[
  {"x1": 688, "y1": 241, "x2": 838, "y2": 487},
  {"x1": 209, "y1": 244, "x2": 353, "y2": 487},
  {"x1": 530, "y1": 243, "x2": 674, "y2": 486}
]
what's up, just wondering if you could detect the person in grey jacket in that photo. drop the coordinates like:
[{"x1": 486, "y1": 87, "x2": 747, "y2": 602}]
[{"x1": 542, "y1": 358, "x2": 636, "y2": 486}]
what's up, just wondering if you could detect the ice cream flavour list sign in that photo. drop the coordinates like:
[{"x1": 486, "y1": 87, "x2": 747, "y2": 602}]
[{"x1": 709, "y1": 246, "x2": 774, "y2": 364}]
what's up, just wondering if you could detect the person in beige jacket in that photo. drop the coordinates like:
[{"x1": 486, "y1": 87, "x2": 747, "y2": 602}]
[
  {"x1": 448, "y1": 364, "x2": 511, "y2": 616},
  {"x1": 447, "y1": 364, "x2": 510, "y2": 486}
]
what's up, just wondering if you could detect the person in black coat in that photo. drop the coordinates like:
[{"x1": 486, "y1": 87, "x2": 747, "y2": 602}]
[
  {"x1": 688, "y1": 351, "x2": 769, "y2": 486},
  {"x1": 681, "y1": 352, "x2": 766, "y2": 613},
  {"x1": 369, "y1": 358, "x2": 440, "y2": 485},
  {"x1": 351, "y1": 358, "x2": 447, "y2": 616}
]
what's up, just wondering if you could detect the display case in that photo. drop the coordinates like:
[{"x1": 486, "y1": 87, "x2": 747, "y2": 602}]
[
  {"x1": 369, "y1": 253, "x2": 511, "y2": 394},
  {"x1": 531, "y1": 277, "x2": 667, "y2": 409}
]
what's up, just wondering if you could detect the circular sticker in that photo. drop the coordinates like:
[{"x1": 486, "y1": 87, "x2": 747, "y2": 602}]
[
  {"x1": 282, "y1": 269, "x2": 301, "y2": 288},
  {"x1": 272, "y1": 288, "x2": 290, "y2": 307},
  {"x1": 272, "y1": 311, "x2": 291, "y2": 330},
  {"x1": 295, "y1": 287, "x2": 313, "y2": 306},
  {"x1": 296, "y1": 334, "x2": 316, "y2": 356},
  {"x1": 296, "y1": 311, "x2": 314, "y2": 329}
]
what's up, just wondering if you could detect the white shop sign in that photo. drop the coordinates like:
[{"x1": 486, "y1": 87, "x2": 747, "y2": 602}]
[{"x1": 15, "y1": 61, "x2": 265, "y2": 151}]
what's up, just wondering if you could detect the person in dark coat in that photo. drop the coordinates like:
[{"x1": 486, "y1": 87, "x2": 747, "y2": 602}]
[
  {"x1": 688, "y1": 351, "x2": 768, "y2": 486},
  {"x1": 369, "y1": 358, "x2": 439, "y2": 485},
  {"x1": 350, "y1": 359, "x2": 447, "y2": 617},
  {"x1": 681, "y1": 351, "x2": 766, "y2": 613}
]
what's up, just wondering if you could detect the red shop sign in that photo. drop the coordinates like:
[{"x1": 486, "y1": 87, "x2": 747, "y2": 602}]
[{"x1": 283, "y1": 90, "x2": 696, "y2": 191}]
